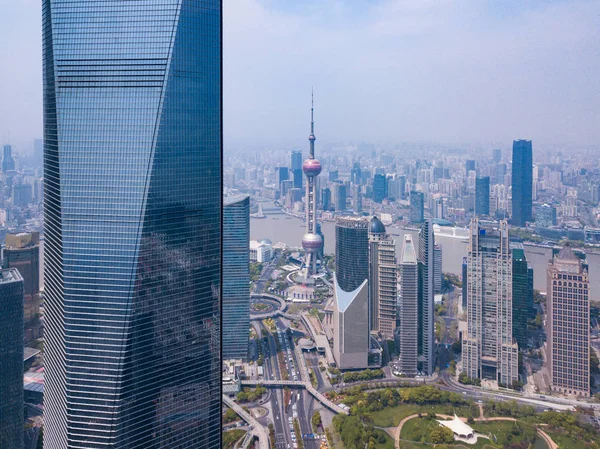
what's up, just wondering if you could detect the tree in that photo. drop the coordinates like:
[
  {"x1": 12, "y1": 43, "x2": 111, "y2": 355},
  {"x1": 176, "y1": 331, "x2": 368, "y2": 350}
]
[
  {"x1": 311, "y1": 411, "x2": 322, "y2": 431},
  {"x1": 591, "y1": 352, "x2": 600, "y2": 375},
  {"x1": 430, "y1": 426, "x2": 455, "y2": 444}
]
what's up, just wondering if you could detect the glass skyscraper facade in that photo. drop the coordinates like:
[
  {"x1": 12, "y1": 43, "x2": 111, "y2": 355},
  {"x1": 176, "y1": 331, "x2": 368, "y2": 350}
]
[
  {"x1": 512, "y1": 246, "x2": 534, "y2": 348},
  {"x1": 511, "y1": 139, "x2": 533, "y2": 226},
  {"x1": 0, "y1": 269, "x2": 24, "y2": 449},
  {"x1": 42, "y1": 1, "x2": 222, "y2": 448},
  {"x1": 475, "y1": 176, "x2": 490, "y2": 216},
  {"x1": 223, "y1": 196, "x2": 250, "y2": 360},
  {"x1": 335, "y1": 216, "x2": 369, "y2": 292}
]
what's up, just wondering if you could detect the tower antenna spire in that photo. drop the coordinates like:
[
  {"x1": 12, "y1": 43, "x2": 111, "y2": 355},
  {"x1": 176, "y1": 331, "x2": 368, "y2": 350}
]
[{"x1": 311, "y1": 87, "x2": 314, "y2": 136}]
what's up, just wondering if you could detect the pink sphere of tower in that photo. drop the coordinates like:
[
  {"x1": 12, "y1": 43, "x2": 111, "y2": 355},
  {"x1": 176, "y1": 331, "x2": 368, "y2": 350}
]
[
  {"x1": 303, "y1": 158, "x2": 322, "y2": 177},
  {"x1": 302, "y1": 233, "x2": 323, "y2": 252}
]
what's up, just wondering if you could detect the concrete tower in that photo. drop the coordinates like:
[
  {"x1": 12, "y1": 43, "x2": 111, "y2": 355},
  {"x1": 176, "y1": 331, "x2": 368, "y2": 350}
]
[{"x1": 301, "y1": 92, "x2": 325, "y2": 278}]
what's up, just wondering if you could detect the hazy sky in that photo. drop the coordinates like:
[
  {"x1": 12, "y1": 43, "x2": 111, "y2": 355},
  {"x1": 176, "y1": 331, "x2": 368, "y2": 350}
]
[{"x1": 1, "y1": 0, "x2": 599, "y2": 153}]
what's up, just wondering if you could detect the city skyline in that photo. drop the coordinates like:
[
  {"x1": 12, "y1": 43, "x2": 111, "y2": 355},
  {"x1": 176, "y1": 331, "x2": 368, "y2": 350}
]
[{"x1": 1, "y1": 1, "x2": 600, "y2": 150}]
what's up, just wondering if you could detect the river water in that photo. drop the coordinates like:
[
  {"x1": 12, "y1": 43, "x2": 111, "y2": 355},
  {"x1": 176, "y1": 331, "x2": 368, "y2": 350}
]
[{"x1": 251, "y1": 206, "x2": 600, "y2": 302}]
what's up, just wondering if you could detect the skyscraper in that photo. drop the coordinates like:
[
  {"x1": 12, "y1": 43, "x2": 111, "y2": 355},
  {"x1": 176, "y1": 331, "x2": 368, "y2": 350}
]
[
  {"x1": 492, "y1": 148, "x2": 502, "y2": 163},
  {"x1": 465, "y1": 159, "x2": 476, "y2": 174},
  {"x1": 547, "y1": 246, "x2": 590, "y2": 398},
  {"x1": 373, "y1": 173, "x2": 387, "y2": 203},
  {"x1": 352, "y1": 185, "x2": 363, "y2": 213},
  {"x1": 2, "y1": 144, "x2": 15, "y2": 173},
  {"x1": 0, "y1": 269, "x2": 24, "y2": 449},
  {"x1": 462, "y1": 219, "x2": 518, "y2": 386},
  {"x1": 300, "y1": 93, "x2": 325, "y2": 280},
  {"x1": 321, "y1": 187, "x2": 331, "y2": 211},
  {"x1": 275, "y1": 166, "x2": 289, "y2": 190},
  {"x1": 351, "y1": 162, "x2": 362, "y2": 185},
  {"x1": 475, "y1": 176, "x2": 490, "y2": 215},
  {"x1": 398, "y1": 235, "x2": 418, "y2": 377},
  {"x1": 291, "y1": 150, "x2": 303, "y2": 188},
  {"x1": 43, "y1": 2, "x2": 222, "y2": 447},
  {"x1": 409, "y1": 191, "x2": 424, "y2": 224},
  {"x1": 3, "y1": 232, "x2": 41, "y2": 339},
  {"x1": 335, "y1": 216, "x2": 369, "y2": 292},
  {"x1": 433, "y1": 244, "x2": 442, "y2": 294},
  {"x1": 335, "y1": 183, "x2": 347, "y2": 212},
  {"x1": 223, "y1": 196, "x2": 250, "y2": 360},
  {"x1": 512, "y1": 245, "x2": 534, "y2": 348},
  {"x1": 511, "y1": 140, "x2": 533, "y2": 226},
  {"x1": 332, "y1": 275, "x2": 369, "y2": 370},
  {"x1": 368, "y1": 217, "x2": 397, "y2": 338},
  {"x1": 417, "y1": 220, "x2": 435, "y2": 375}
]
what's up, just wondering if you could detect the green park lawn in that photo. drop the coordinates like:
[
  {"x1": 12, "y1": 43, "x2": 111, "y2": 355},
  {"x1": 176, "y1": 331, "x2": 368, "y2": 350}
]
[
  {"x1": 397, "y1": 416, "x2": 545, "y2": 449},
  {"x1": 544, "y1": 430, "x2": 594, "y2": 449},
  {"x1": 369, "y1": 404, "x2": 474, "y2": 428}
]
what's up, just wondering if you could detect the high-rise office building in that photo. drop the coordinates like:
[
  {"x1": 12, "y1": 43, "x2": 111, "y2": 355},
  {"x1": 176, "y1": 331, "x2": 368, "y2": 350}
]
[
  {"x1": 433, "y1": 244, "x2": 442, "y2": 294},
  {"x1": 0, "y1": 268, "x2": 24, "y2": 449},
  {"x1": 475, "y1": 176, "x2": 490, "y2": 215},
  {"x1": 332, "y1": 274, "x2": 369, "y2": 370},
  {"x1": 321, "y1": 187, "x2": 331, "y2": 211},
  {"x1": 352, "y1": 185, "x2": 362, "y2": 213},
  {"x1": 492, "y1": 148, "x2": 502, "y2": 163},
  {"x1": 335, "y1": 216, "x2": 369, "y2": 293},
  {"x1": 3, "y1": 232, "x2": 41, "y2": 339},
  {"x1": 417, "y1": 220, "x2": 435, "y2": 375},
  {"x1": 462, "y1": 219, "x2": 518, "y2": 386},
  {"x1": 275, "y1": 166, "x2": 289, "y2": 190},
  {"x1": 512, "y1": 245, "x2": 533, "y2": 348},
  {"x1": 461, "y1": 257, "x2": 468, "y2": 309},
  {"x1": 12, "y1": 183, "x2": 33, "y2": 207},
  {"x1": 223, "y1": 196, "x2": 250, "y2": 360},
  {"x1": 398, "y1": 235, "x2": 418, "y2": 377},
  {"x1": 409, "y1": 191, "x2": 424, "y2": 223},
  {"x1": 398, "y1": 175, "x2": 406, "y2": 200},
  {"x1": 495, "y1": 163, "x2": 507, "y2": 185},
  {"x1": 329, "y1": 170, "x2": 339, "y2": 182},
  {"x1": 351, "y1": 162, "x2": 362, "y2": 185},
  {"x1": 2, "y1": 144, "x2": 15, "y2": 173},
  {"x1": 368, "y1": 217, "x2": 397, "y2": 338},
  {"x1": 465, "y1": 159, "x2": 476, "y2": 174},
  {"x1": 511, "y1": 140, "x2": 533, "y2": 226},
  {"x1": 43, "y1": 2, "x2": 222, "y2": 447},
  {"x1": 335, "y1": 183, "x2": 347, "y2": 212},
  {"x1": 547, "y1": 246, "x2": 590, "y2": 398},
  {"x1": 291, "y1": 150, "x2": 303, "y2": 188},
  {"x1": 373, "y1": 174, "x2": 387, "y2": 203}
]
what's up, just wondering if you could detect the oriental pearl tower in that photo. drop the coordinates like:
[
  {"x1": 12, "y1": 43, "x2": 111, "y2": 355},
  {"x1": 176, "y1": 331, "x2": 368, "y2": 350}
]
[{"x1": 301, "y1": 92, "x2": 325, "y2": 280}]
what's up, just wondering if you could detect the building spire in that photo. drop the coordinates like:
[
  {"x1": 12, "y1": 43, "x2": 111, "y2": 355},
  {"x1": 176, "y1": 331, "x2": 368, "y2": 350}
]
[
  {"x1": 308, "y1": 88, "x2": 316, "y2": 158},
  {"x1": 311, "y1": 87, "x2": 314, "y2": 134}
]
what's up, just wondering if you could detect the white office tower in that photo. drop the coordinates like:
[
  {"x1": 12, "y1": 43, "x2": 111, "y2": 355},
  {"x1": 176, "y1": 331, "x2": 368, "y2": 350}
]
[
  {"x1": 368, "y1": 217, "x2": 397, "y2": 339},
  {"x1": 398, "y1": 235, "x2": 418, "y2": 377},
  {"x1": 332, "y1": 274, "x2": 369, "y2": 370},
  {"x1": 462, "y1": 219, "x2": 518, "y2": 386},
  {"x1": 547, "y1": 245, "x2": 590, "y2": 398}
]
